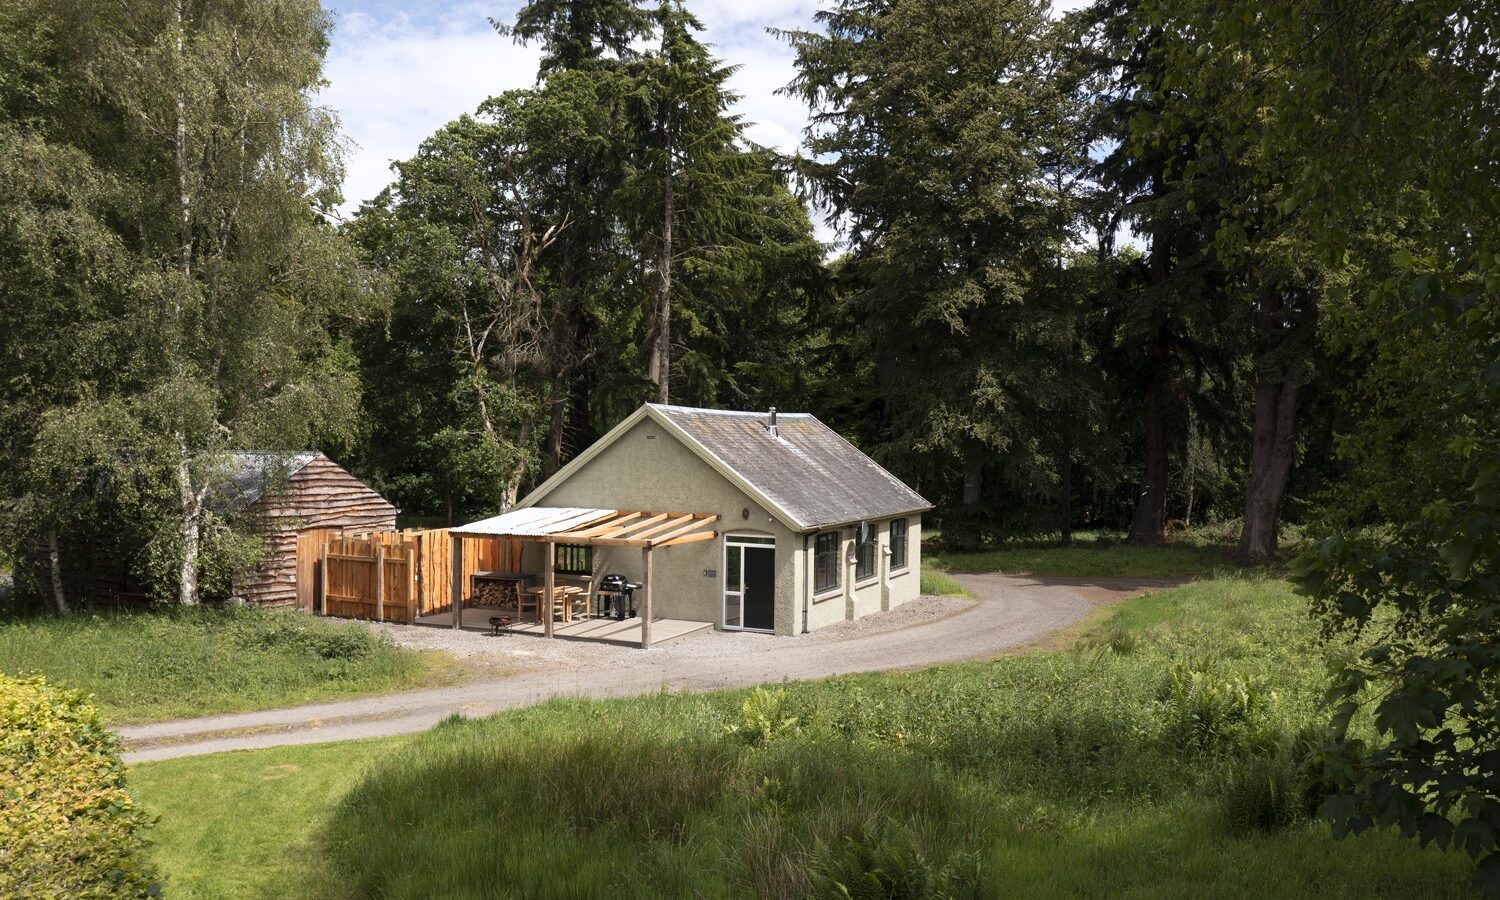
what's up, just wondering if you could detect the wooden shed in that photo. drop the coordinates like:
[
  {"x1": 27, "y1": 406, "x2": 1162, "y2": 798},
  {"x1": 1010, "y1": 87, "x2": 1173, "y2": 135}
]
[{"x1": 224, "y1": 452, "x2": 397, "y2": 607}]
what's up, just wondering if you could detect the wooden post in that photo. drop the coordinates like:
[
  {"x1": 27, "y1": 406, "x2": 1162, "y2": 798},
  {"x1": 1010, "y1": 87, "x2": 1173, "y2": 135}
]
[
  {"x1": 451, "y1": 534, "x2": 463, "y2": 630},
  {"x1": 375, "y1": 543, "x2": 386, "y2": 623},
  {"x1": 406, "y1": 547, "x2": 417, "y2": 624},
  {"x1": 641, "y1": 545, "x2": 654, "y2": 649},
  {"x1": 544, "y1": 541, "x2": 556, "y2": 639},
  {"x1": 319, "y1": 539, "x2": 329, "y2": 616}
]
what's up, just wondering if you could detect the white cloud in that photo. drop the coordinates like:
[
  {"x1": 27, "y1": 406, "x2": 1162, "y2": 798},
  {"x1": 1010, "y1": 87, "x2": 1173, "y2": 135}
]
[{"x1": 321, "y1": 6, "x2": 540, "y2": 216}]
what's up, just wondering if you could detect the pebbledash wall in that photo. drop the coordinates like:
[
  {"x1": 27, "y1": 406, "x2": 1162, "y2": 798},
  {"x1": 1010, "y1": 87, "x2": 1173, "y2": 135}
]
[{"x1": 524, "y1": 415, "x2": 922, "y2": 636}]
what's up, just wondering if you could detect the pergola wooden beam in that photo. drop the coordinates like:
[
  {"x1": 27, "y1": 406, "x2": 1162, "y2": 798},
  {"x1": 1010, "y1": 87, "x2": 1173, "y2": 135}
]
[
  {"x1": 564, "y1": 511, "x2": 647, "y2": 539},
  {"x1": 639, "y1": 514, "x2": 718, "y2": 547}
]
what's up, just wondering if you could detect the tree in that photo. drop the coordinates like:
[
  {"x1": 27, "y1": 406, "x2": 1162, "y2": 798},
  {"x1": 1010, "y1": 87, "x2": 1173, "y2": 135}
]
[
  {"x1": 1153, "y1": 0, "x2": 1500, "y2": 891},
  {"x1": 624, "y1": 2, "x2": 788, "y2": 404},
  {"x1": 1, "y1": 0, "x2": 374, "y2": 607},
  {"x1": 1076, "y1": 0, "x2": 1243, "y2": 544},
  {"x1": 352, "y1": 77, "x2": 611, "y2": 511},
  {"x1": 781, "y1": 0, "x2": 1091, "y2": 524}
]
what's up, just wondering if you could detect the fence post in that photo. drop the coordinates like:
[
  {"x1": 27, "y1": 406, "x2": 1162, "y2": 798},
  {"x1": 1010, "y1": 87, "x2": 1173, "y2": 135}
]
[
  {"x1": 320, "y1": 539, "x2": 330, "y2": 616},
  {"x1": 375, "y1": 543, "x2": 385, "y2": 623},
  {"x1": 406, "y1": 546, "x2": 417, "y2": 624}
]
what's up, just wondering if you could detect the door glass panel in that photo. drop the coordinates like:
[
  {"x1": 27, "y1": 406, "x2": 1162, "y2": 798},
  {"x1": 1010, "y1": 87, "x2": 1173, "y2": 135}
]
[
  {"x1": 725, "y1": 590, "x2": 741, "y2": 628},
  {"x1": 725, "y1": 544, "x2": 741, "y2": 591}
]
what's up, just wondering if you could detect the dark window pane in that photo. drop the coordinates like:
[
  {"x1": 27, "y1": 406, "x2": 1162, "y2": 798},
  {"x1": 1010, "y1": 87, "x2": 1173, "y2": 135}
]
[
  {"x1": 855, "y1": 524, "x2": 876, "y2": 581},
  {"x1": 891, "y1": 519, "x2": 908, "y2": 570},
  {"x1": 555, "y1": 544, "x2": 593, "y2": 575},
  {"x1": 814, "y1": 532, "x2": 840, "y2": 594}
]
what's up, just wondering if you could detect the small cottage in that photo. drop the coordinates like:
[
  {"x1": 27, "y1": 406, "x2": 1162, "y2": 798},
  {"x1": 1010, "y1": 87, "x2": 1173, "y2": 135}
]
[
  {"x1": 464, "y1": 404, "x2": 930, "y2": 637},
  {"x1": 224, "y1": 452, "x2": 397, "y2": 606}
]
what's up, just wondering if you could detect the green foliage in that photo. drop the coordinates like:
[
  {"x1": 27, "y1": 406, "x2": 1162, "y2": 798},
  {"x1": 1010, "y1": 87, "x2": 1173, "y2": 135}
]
[
  {"x1": 1155, "y1": 660, "x2": 1277, "y2": 756},
  {"x1": 0, "y1": 674, "x2": 157, "y2": 898},
  {"x1": 0, "y1": 607, "x2": 427, "y2": 722},
  {"x1": 781, "y1": 0, "x2": 1104, "y2": 505},
  {"x1": 725, "y1": 686, "x2": 800, "y2": 745},
  {"x1": 812, "y1": 820, "x2": 983, "y2": 900}
]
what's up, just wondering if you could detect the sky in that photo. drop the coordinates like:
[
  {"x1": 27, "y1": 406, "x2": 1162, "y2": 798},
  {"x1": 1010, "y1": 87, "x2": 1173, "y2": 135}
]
[
  {"x1": 321, "y1": 0, "x2": 1092, "y2": 241},
  {"x1": 322, "y1": 0, "x2": 825, "y2": 221}
]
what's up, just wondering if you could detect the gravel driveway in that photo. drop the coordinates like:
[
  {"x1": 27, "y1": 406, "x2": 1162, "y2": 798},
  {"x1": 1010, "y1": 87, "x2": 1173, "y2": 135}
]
[{"x1": 120, "y1": 574, "x2": 1174, "y2": 762}]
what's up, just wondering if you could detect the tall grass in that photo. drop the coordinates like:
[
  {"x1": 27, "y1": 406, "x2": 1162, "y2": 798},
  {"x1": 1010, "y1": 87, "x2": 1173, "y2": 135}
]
[
  {"x1": 0, "y1": 606, "x2": 429, "y2": 722},
  {"x1": 919, "y1": 569, "x2": 971, "y2": 596},
  {"x1": 286, "y1": 578, "x2": 1470, "y2": 899}
]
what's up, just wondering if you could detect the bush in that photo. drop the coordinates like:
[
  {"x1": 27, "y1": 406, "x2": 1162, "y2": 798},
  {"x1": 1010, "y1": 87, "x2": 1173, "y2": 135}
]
[
  {"x1": 813, "y1": 820, "x2": 985, "y2": 899},
  {"x1": 0, "y1": 674, "x2": 157, "y2": 898},
  {"x1": 1156, "y1": 661, "x2": 1279, "y2": 755},
  {"x1": 1218, "y1": 728, "x2": 1324, "y2": 836}
]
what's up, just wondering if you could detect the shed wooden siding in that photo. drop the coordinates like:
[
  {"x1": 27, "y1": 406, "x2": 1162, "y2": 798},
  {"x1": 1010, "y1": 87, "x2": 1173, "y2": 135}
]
[{"x1": 233, "y1": 455, "x2": 397, "y2": 607}]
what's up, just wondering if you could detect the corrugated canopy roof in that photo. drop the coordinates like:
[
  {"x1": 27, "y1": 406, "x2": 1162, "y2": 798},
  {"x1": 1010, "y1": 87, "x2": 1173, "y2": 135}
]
[
  {"x1": 451, "y1": 507, "x2": 719, "y2": 548},
  {"x1": 650, "y1": 405, "x2": 931, "y2": 530}
]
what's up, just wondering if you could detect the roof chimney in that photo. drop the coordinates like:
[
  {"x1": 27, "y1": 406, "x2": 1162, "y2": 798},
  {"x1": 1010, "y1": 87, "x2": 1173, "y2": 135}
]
[{"x1": 767, "y1": 406, "x2": 779, "y2": 437}]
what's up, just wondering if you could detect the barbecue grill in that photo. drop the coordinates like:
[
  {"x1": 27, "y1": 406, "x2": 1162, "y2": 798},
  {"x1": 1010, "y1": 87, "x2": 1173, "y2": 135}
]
[{"x1": 596, "y1": 573, "x2": 641, "y2": 620}]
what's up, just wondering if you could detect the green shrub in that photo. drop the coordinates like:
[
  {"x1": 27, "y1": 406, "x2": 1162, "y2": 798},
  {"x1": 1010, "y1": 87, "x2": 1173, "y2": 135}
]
[
  {"x1": 813, "y1": 820, "x2": 985, "y2": 899},
  {"x1": 726, "y1": 686, "x2": 800, "y2": 745},
  {"x1": 1156, "y1": 661, "x2": 1279, "y2": 755},
  {"x1": 0, "y1": 674, "x2": 157, "y2": 898},
  {"x1": 1218, "y1": 728, "x2": 1324, "y2": 836}
]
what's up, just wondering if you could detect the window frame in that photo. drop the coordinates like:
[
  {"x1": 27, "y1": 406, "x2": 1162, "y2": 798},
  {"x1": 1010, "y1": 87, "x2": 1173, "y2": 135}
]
[
  {"x1": 889, "y1": 518, "x2": 909, "y2": 573},
  {"x1": 854, "y1": 522, "x2": 878, "y2": 584},
  {"x1": 813, "y1": 531, "x2": 841, "y2": 596},
  {"x1": 554, "y1": 543, "x2": 593, "y2": 576}
]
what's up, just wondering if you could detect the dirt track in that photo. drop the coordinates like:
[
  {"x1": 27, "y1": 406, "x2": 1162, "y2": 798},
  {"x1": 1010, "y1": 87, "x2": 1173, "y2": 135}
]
[{"x1": 120, "y1": 574, "x2": 1176, "y2": 763}]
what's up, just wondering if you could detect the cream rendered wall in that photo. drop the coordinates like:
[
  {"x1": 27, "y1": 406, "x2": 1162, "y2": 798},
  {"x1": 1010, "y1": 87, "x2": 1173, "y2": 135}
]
[
  {"x1": 528, "y1": 417, "x2": 804, "y2": 635},
  {"x1": 804, "y1": 514, "x2": 924, "y2": 631}
]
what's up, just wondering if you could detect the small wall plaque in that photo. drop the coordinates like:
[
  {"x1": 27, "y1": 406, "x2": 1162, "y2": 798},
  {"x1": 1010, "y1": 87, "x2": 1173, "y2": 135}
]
[{"x1": 703, "y1": 568, "x2": 717, "y2": 578}]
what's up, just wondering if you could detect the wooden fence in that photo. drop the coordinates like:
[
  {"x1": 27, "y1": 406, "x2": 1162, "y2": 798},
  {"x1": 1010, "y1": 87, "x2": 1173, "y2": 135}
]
[{"x1": 299, "y1": 527, "x2": 522, "y2": 622}]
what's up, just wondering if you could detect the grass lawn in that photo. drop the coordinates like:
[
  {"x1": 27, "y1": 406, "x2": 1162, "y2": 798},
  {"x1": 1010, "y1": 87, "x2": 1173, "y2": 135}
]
[
  {"x1": 929, "y1": 528, "x2": 1254, "y2": 579},
  {"x1": 130, "y1": 576, "x2": 1477, "y2": 899},
  {"x1": 0, "y1": 607, "x2": 450, "y2": 723}
]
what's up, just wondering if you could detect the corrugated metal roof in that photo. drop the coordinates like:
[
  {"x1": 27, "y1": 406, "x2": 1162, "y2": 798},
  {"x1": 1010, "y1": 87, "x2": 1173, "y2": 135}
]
[
  {"x1": 451, "y1": 507, "x2": 616, "y2": 538},
  {"x1": 222, "y1": 452, "x2": 320, "y2": 506},
  {"x1": 651, "y1": 404, "x2": 931, "y2": 530}
]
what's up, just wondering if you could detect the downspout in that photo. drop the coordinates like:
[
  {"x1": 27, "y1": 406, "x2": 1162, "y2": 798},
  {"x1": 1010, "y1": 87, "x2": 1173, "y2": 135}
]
[{"x1": 802, "y1": 532, "x2": 811, "y2": 634}]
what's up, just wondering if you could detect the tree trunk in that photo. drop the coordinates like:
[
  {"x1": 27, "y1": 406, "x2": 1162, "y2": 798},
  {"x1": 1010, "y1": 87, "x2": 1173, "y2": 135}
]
[
  {"x1": 650, "y1": 117, "x2": 673, "y2": 404},
  {"x1": 176, "y1": 448, "x2": 201, "y2": 606},
  {"x1": 1060, "y1": 439, "x2": 1073, "y2": 546},
  {"x1": 1238, "y1": 372, "x2": 1298, "y2": 563},
  {"x1": 46, "y1": 530, "x2": 70, "y2": 616},
  {"x1": 962, "y1": 444, "x2": 983, "y2": 506},
  {"x1": 1129, "y1": 375, "x2": 1169, "y2": 543},
  {"x1": 174, "y1": 0, "x2": 192, "y2": 286}
]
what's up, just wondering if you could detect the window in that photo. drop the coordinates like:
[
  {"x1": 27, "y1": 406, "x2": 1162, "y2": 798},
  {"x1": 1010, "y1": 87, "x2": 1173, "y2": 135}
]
[
  {"x1": 814, "y1": 532, "x2": 840, "y2": 594},
  {"x1": 854, "y1": 522, "x2": 877, "y2": 582},
  {"x1": 555, "y1": 543, "x2": 593, "y2": 576},
  {"x1": 890, "y1": 518, "x2": 909, "y2": 571}
]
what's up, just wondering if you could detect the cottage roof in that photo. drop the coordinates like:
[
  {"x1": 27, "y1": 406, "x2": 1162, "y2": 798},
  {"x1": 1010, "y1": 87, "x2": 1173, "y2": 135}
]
[
  {"x1": 222, "y1": 452, "x2": 321, "y2": 506},
  {"x1": 523, "y1": 404, "x2": 931, "y2": 532}
]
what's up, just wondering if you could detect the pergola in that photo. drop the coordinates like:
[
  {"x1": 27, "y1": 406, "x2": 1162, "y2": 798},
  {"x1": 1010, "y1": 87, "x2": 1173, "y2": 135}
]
[{"x1": 447, "y1": 507, "x2": 719, "y2": 648}]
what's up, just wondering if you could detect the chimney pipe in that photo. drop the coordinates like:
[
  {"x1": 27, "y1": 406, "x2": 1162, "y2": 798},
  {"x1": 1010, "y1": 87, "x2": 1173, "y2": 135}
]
[{"x1": 767, "y1": 406, "x2": 779, "y2": 437}]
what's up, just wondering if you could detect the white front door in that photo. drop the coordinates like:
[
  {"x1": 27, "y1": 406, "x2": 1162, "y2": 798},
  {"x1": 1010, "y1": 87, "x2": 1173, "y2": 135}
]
[{"x1": 723, "y1": 535, "x2": 775, "y2": 632}]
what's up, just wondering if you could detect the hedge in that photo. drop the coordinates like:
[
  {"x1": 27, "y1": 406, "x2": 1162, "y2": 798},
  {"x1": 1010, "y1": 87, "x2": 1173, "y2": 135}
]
[{"x1": 0, "y1": 674, "x2": 157, "y2": 898}]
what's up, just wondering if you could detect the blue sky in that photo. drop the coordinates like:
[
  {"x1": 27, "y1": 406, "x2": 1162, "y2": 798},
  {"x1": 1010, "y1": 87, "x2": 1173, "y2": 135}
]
[{"x1": 321, "y1": 1, "x2": 823, "y2": 219}]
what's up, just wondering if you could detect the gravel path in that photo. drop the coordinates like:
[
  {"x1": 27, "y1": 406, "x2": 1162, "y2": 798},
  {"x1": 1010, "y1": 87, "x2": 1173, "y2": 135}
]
[{"x1": 120, "y1": 574, "x2": 1173, "y2": 762}]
